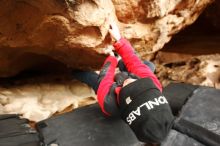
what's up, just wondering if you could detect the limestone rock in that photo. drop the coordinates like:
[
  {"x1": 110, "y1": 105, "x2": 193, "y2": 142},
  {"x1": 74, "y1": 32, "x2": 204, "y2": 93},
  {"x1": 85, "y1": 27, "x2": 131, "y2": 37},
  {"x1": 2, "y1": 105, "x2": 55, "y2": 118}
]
[
  {"x1": 155, "y1": 35, "x2": 220, "y2": 89},
  {"x1": 0, "y1": 75, "x2": 96, "y2": 122},
  {"x1": 0, "y1": 0, "x2": 213, "y2": 77}
]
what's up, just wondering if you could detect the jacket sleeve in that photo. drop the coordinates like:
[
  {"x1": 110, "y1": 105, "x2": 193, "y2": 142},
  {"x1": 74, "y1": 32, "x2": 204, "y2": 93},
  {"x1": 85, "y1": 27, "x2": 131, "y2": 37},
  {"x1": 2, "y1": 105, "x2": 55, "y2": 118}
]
[
  {"x1": 113, "y1": 38, "x2": 162, "y2": 92},
  {"x1": 97, "y1": 56, "x2": 118, "y2": 116}
]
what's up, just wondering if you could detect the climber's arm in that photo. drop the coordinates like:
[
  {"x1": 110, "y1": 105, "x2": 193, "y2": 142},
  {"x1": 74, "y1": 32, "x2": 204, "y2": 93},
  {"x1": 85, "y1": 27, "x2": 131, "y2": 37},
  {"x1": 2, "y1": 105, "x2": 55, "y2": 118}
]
[
  {"x1": 109, "y1": 22, "x2": 162, "y2": 91},
  {"x1": 97, "y1": 56, "x2": 118, "y2": 116}
]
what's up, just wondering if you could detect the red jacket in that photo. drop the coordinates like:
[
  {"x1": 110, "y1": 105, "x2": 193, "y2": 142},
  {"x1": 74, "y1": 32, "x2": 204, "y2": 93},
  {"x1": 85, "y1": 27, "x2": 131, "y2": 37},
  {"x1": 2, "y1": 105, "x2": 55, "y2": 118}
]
[{"x1": 97, "y1": 38, "x2": 162, "y2": 116}]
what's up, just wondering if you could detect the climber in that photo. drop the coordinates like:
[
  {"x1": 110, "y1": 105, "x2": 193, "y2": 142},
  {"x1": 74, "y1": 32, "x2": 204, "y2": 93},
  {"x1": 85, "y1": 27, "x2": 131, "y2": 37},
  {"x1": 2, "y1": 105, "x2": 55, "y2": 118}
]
[{"x1": 72, "y1": 21, "x2": 174, "y2": 144}]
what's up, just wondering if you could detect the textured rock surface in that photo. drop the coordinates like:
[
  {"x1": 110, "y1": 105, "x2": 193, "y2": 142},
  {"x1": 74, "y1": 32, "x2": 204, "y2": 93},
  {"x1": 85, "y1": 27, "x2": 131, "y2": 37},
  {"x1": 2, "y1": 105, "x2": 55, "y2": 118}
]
[
  {"x1": 155, "y1": 34, "x2": 220, "y2": 89},
  {"x1": 156, "y1": 54, "x2": 220, "y2": 89},
  {"x1": 0, "y1": 74, "x2": 96, "y2": 122},
  {"x1": 0, "y1": 0, "x2": 213, "y2": 77}
]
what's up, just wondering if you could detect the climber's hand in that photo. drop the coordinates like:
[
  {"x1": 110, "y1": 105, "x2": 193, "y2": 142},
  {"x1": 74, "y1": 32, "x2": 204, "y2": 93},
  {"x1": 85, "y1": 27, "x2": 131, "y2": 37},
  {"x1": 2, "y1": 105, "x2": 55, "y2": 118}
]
[
  {"x1": 109, "y1": 21, "x2": 121, "y2": 41},
  {"x1": 104, "y1": 45, "x2": 115, "y2": 56}
]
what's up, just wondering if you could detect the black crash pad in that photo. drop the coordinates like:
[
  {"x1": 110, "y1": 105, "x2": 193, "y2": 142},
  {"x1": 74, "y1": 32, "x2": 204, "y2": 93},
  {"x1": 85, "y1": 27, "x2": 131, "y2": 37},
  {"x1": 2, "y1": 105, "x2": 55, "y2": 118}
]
[
  {"x1": 179, "y1": 86, "x2": 220, "y2": 135},
  {"x1": 161, "y1": 130, "x2": 204, "y2": 146},
  {"x1": 34, "y1": 83, "x2": 219, "y2": 146},
  {"x1": 163, "y1": 83, "x2": 199, "y2": 115},
  {"x1": 162, "y1": 84, "x2": 220, "y2": 146},
  {"x1": 36, "y1": 104, "x2": 144, "y2": 146},
  {"x1": 0, "y1": 114, "x2": 40, "y2": 146},
  {"x1": 175, "y1": 86, "x2": 220, "y2": 146}
]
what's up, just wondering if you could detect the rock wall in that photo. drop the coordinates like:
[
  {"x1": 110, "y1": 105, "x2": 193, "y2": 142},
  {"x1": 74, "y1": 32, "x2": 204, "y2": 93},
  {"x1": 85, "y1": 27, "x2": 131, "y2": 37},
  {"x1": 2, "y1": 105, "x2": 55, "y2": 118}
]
[
  {"x1": 0, "y1": 0, "x2": 214, "y2": 77},
  {"x1": 0, "y1": 74, "x2": 96, "y2": 122},
  {"x1": 154, "y1": 9, "x2": 220, "y2": 89}
]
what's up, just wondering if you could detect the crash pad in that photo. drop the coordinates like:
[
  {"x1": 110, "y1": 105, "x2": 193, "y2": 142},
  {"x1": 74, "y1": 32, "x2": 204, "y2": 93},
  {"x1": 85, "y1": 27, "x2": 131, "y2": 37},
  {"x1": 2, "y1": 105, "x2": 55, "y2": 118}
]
[
  {"x1": 162, "y1": 84, "x2": 220, "y2": 146},
  {"x1": 163, "y1": 82, "x2": 199, "y2": 115},
  {"x1": 179, "y1": 86, "x2": 220, "y2": 135},
  {"x1": 161, "y1": 130, "x2": 204, "y2": 146},
  {"x1": 0, "y1": 114, "x2": 40, "y2": 146},
  {"x1": 36, "y1": 104, "x2": 144, "y2": 146},
  {"x1": 34, "y1": 83, "x2": 220, "y2": 146}
]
